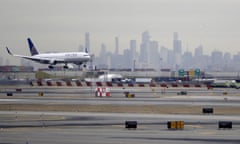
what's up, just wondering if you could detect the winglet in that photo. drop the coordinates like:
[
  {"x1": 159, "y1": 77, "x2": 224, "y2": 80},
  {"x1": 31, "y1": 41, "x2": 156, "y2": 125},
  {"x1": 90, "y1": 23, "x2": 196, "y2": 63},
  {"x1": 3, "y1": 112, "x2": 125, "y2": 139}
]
[
  {"x1": 27, "y1": 38, "x2": 39, "y2": 56},
  {"x1": 6, "y1": 47, "x2": 13, "y2": 55}
]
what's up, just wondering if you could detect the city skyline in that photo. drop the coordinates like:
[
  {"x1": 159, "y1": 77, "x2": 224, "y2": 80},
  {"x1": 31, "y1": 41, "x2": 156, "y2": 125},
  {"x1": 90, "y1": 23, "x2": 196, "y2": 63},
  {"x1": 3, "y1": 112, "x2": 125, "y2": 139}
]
[
  {"x1": 2, "y1": 31, "x2": 240, "y2": 72},
  {"x1": 1, "y1": 30, "x2": 240, "y2": 66},
  {"x1": 1, "y1": 0, "x2": 240, "y2": 65},
  {"x1": 93, "y1": 31, "x2": 240, "y2": 71}
]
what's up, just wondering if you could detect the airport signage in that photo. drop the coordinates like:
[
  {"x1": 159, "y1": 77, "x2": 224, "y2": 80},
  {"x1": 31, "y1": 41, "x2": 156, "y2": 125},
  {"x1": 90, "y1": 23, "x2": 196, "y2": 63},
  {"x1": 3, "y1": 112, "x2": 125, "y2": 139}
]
[{"x1": 178, "y1": 69, "x2": 185, "y2": 77}]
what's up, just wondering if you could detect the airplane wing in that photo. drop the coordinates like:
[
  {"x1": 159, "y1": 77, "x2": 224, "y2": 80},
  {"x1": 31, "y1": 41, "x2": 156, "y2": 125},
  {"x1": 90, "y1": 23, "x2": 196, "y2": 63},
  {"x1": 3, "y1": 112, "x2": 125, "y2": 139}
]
[{"x1": 6, "y1": 47, "x2": 64, "y2": 64}]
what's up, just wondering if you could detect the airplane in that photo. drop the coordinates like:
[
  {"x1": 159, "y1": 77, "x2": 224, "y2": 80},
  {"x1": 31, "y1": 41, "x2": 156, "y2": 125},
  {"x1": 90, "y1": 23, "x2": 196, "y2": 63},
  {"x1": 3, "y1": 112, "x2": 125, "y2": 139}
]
[{"x1": 6, "y1": 38, "x2": 91, "y2": 69}]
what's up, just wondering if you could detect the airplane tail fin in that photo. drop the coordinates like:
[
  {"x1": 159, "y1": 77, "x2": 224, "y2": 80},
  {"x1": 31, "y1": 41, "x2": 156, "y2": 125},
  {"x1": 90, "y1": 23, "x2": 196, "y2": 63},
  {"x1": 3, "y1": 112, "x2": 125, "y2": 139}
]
[{"x1": 27, "y1": 38, "x2": 39, "y2": 56}]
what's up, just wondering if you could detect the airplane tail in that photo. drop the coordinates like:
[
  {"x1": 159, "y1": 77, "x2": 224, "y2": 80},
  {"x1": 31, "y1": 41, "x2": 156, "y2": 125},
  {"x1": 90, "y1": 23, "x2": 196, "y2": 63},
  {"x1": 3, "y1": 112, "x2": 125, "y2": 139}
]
[{"x1": 27, "y1": 38, "x2": 39, "y2": 56}]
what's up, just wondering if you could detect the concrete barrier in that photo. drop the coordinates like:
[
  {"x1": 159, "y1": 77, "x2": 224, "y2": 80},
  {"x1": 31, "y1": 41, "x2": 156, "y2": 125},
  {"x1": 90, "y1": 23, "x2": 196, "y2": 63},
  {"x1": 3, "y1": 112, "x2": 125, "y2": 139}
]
[
  {"x1": 106, "y1": 82, "x2": 113, "y2": 87},
  {"x1": 15, "y1": 88, "x2": 22, "y2": 92},
  {"x1": 149, "y1": 83, "x2": 156, "y2": 87},
  {"x1": 56, "y1": 81, "x2": 63, "y2": 86},
  {"x1": 138, "y1": 83, "x2": 145, "y2": 87},
  {"x1": 195, "y1": 84, "x2": 201, "y2": 87},
  {"x1": 96, "y1": 82, "x2": 103, "y2": 87},
  {"x1": 128, "y1": 83, "x2": 134, "y2": 87},
  {"x1": 172, "y1": 84, "x2": 178, "y2": 87},
  {"x1": 86, "y1": 82, "x2": 92, "y2": 86},
  {"x1": 66, "y1": 81, "x2": 72, "y2": 86},
  {"x1": 31, "y1": 80, "x2": 212, "y2": 88},
  {"x1": 160, "y1": 83, "x2": 168, "y2": 88},
  {"x1": 37, "y1": 81, "x2": 43, "y2": 86},
  {"x1": 46, "y1": 81, "x2": 52, "y2": 86},
  {"x1": 75, "y1": 81, "x2": 82, "y2": 86},
  {"x1": 117, "y1": 83, "x2": 123, "y2": 87}
]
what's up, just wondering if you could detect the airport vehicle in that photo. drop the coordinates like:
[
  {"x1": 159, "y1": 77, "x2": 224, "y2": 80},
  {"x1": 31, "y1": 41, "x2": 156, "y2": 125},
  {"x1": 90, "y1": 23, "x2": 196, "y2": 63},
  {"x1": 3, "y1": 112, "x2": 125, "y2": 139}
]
[
  {"x1": 84, "y1": 74, "x2": 123, "y2": 83},
  {"x1": 211, "y1": 79, "x2": 240, "y2": 89},
  {"x1": 134, "y1": 78, "x2": 152, "y2": 83},
  {"x1": 6, "y1": 38, "x2": 91, "y2": 69},
  {"x1": 98, "y1": 74, "x2": 123, "y2": 83}
]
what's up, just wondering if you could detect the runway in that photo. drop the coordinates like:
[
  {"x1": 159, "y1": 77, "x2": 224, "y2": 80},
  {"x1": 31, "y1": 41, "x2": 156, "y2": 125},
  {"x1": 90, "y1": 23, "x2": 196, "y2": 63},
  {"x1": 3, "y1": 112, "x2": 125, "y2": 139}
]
[
  {"x1": 1, "y1": 96, "x2": 240, "y2": 107},
  {"x1": 1, "y1": 111, "x2": 240, "y2": 144},
  {"x1": 0, "y1": 86, "x2": 240, "y2": 143}
]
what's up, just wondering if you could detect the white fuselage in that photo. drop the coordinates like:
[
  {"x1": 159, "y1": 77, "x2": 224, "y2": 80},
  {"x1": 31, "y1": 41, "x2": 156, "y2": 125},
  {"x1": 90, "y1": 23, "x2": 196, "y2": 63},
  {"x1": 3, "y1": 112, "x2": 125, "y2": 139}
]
[
  {"x1": 24, "y1": 52, "x2": 91, "y2": 66},
  {"x1": 35, "y1": 52, "x2": 90, "y2": 63}
]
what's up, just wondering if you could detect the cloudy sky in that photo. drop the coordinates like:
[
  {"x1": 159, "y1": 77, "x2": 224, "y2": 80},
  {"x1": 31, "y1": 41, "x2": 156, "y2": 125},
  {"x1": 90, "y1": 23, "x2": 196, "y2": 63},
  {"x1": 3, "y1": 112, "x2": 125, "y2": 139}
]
[{"x1": 1, "y1": 0, "x2": 240, "y2": 64}]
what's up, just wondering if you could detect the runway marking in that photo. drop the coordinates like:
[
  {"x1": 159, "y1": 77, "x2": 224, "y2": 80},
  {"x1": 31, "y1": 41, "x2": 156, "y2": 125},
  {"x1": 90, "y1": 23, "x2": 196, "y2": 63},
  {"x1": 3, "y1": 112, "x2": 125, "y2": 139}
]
[
  {"x1": 199, "y1": 131, "x2": 217, "y2": 135},
  {"x1": 188, "y1": 125, "x2": 203, "y2": 128}
]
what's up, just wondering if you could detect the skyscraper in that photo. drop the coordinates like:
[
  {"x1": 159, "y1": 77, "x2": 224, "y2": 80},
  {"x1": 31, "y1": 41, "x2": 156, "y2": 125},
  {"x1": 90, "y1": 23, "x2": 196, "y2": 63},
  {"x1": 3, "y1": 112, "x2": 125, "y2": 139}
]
[
  {"x1": 130, "y1": 40, "x2": 137, "y2": 60},
  {"x1": 149, "y1": 41, "x2": 159, "y2": 68},
  {"x1": 130, "y1": 40, "x2": 137, "y2": 70},
  {"x1": 173, "y1": 32, "x2": 182, "y2": 70},
  {"x1": 173, "y1": 32, "x2": 182, "y2": 54},
  {"x1": 211, "y1": 50, "x2": 223, "y2": 70},
  {"x1": 140, "y1": 31, "x2": 150, "y2": 67},
  {"x1": 194, "y1": 45, "x2": 204, "y2": 69},
  {"x1": 194, "y1": 45, "x2": 203, "y2": 57},
  {"x1": 115, "y1": 37, "x2": 119, "y2": 55},
  {"x1": 85, "y1": 32, "x2": 90, "y2": 53}
]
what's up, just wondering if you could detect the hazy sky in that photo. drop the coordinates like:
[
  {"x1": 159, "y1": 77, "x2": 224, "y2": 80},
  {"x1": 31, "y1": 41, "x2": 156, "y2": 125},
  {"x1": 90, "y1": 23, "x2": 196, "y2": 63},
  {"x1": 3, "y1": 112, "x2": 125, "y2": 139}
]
[{"x1": 1, "y1": 0, "x2": 240, "y2": 64}]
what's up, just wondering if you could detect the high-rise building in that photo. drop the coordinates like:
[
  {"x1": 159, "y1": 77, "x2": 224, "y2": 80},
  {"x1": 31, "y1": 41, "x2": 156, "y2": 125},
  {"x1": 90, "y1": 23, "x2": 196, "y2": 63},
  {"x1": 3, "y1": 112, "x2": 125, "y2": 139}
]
[
  {"x1": 140, "y1": 31, "x2": 150, "y2": 67},
  {"x1": 194, "y1": 45, "x2": 203, "y2": 57},
  {"x1": 99, "y1": 44, "x2": 107, "y2": 63},
  {"x1": 194, "y1": 45, "x2": 204, "y2": 69},
  {"x1": 130, "y1": 40, "x2": 137, "y2": 60},
  {"x1": 172, "y1": 32, "x2": 182, "y2": 70},
  {"x1": 173, "y1": 32, "x2": 182, "y2": 54},
  {"x1": 223, "y1": 52, "x2": 231, "y2": 70},
  {"x1": 182, "y1": 51, "x2": 193, "y2": 69},
  {"x1": 149, "y1": 41, "x2": 159, "y2": 69},
  {"x1": 97, "y1": 43, "x2": 108, "y2": 69},
  {"x1": 123, "y1": 49, "x2": 131, "y2": 68},
  {"x1": 211, "y1": 50, "x2": 223, "y2": 70},
  {"x1": 130, "y1": 40, "x2": 137, "y2": 70},
  {"x1": 85, "y1": 32, "x2": 90, "y2": 53},
  {"x1": 115, "y1": 37, "x2": 119, "y2": 55},
  {"x1": 160, "y1": 46, "x2": 169, "y2": 68}
]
